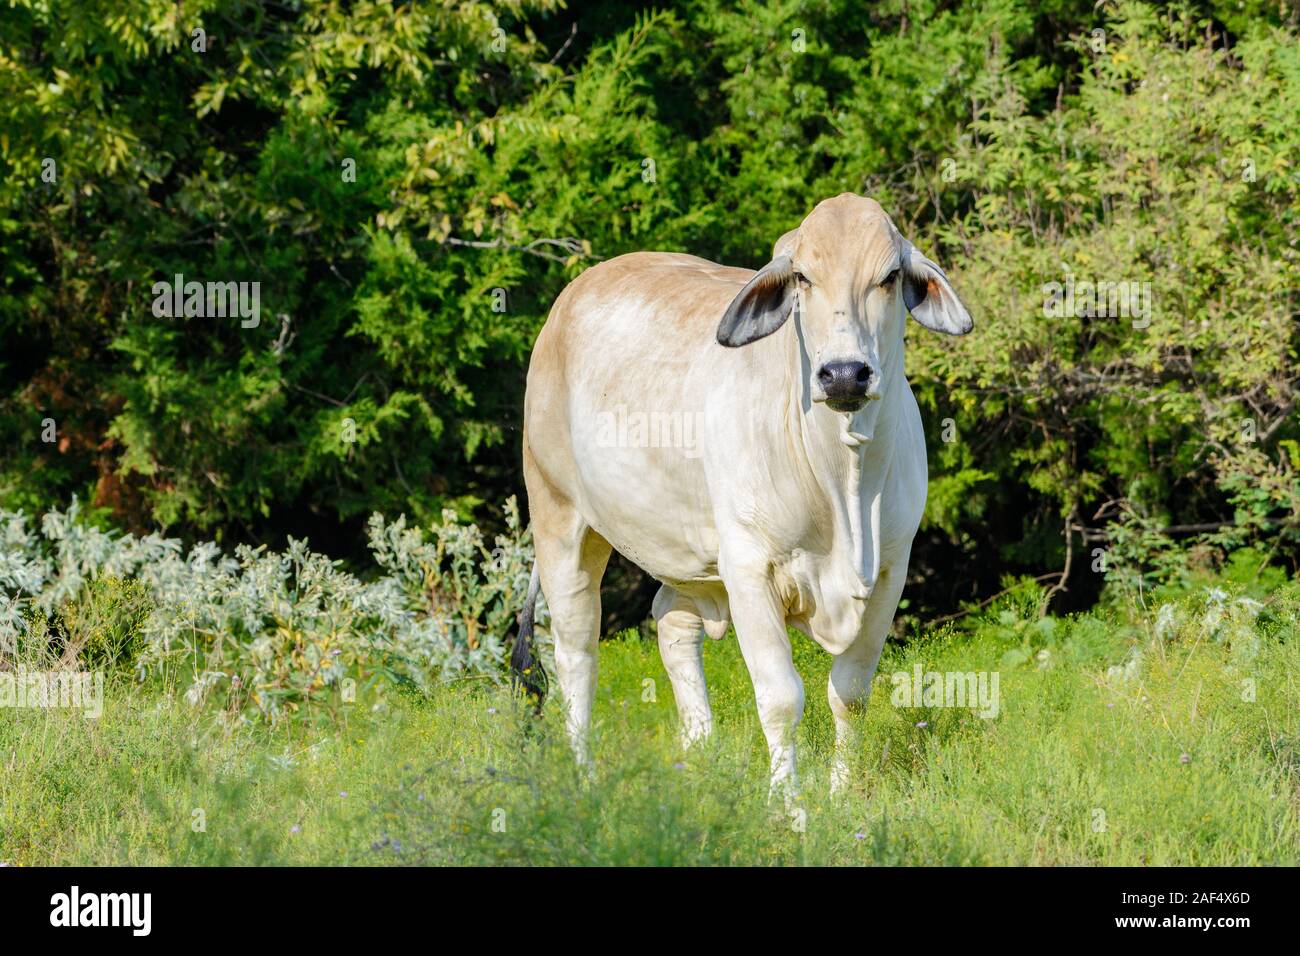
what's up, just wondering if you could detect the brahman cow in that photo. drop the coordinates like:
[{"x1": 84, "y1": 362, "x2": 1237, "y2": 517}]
[{"x1": 512, "y1": 192, "x2": 972, "y2": 794}]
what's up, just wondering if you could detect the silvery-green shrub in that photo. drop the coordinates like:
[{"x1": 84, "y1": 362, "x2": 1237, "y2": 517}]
[{"x1": 0, "y1": 498, "x2": 544, "y2": 724}]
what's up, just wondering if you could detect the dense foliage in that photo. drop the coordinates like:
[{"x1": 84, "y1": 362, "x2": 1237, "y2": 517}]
[{"x1": 2, "y1": 0, "x2": 1297, "y2": 619}]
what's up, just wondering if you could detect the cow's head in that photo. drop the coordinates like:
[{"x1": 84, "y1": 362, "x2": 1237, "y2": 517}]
[{"x1": 716, "y1": 193, "x2": 971, "y2": 413}]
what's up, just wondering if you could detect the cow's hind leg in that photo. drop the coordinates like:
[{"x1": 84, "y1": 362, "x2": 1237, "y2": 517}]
[
  {"x1": 531, "y1": 493, "x2": 612, "y2": 768},
  {"x1": 653, "y1": 585, "x2": 712, "y2": 748}
]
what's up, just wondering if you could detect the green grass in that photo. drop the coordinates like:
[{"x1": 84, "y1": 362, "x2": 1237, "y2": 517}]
[{"x1": 2, "y1": 588, "x2": 1297, "y2": 865}]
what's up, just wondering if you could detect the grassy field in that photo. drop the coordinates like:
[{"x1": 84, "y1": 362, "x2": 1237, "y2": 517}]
[{"x1": 2, "y1": 583, "x2": 1297, "y2": 866}]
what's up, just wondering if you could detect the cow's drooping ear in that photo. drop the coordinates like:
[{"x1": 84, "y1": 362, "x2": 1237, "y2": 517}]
[
  {"x1": 717, "y1": 254, "x2": 796, "y2": 348},
  {"x1": 901, "y1": 240, "x2": 973, "y2": 335}
]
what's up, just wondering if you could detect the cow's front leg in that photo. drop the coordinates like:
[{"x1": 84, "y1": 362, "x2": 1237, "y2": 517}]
[
  {"x1": 725, "y1": 560, "x2": 804, "y2": 799},
  {"x1": 652, "y1": 585, "x2": 712, "y2": 748},
  {"x1": 828, "y1": 563, "x2": 904, "y2": 795}
]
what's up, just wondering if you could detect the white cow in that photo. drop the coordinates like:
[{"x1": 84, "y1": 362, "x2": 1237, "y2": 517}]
[{"x1": 513, "y1": 193, "x2": 972, "y2": 793}]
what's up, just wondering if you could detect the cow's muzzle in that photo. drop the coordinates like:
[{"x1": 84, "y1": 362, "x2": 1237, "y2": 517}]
[{"x1": 816, "y1": 360, "x2": 874, "y2": 412}]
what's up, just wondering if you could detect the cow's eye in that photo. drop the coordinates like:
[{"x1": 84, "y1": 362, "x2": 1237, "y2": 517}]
[
  {"x1": 880, "y1": 268, "x2": 900, "y2": 288},
  {"x1": 795, "y1": 271, "x2": 811, "y2": 287}
]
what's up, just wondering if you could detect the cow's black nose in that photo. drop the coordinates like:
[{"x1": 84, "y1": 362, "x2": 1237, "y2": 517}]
[{"x1": 817, "y1": 361, "x2": 872, "y2": 409}]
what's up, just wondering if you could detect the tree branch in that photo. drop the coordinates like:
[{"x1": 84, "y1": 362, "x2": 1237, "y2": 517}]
[{"x1": 441, "y1": 235, "x2": 595, "y2": 264}]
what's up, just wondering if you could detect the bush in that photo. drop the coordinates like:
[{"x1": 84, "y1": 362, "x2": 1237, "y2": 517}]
[
  {"x1": 0, "y1": 498, "x2": 542, "y2": 724},
  {"x1": 913, "y1": 2, "x2": 1300, "y2": 603}
]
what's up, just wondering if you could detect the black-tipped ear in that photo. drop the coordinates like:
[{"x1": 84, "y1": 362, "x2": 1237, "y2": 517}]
[
  {"x1": 902, "y1": 241, "x2": 973, "y2": 335},
  {"x1": 716, "y1": 254, "x2": 796, "y2": 347}
]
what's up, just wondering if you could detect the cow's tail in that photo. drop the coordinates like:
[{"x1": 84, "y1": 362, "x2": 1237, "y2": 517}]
[{"x1": 509, "y1": 561, "x2": 547, "y2": 711}]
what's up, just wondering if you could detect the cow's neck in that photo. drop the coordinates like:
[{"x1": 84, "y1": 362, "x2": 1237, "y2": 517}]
[{"x1": 787, "y1": 318, "x2": 908, "y2": 597}]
